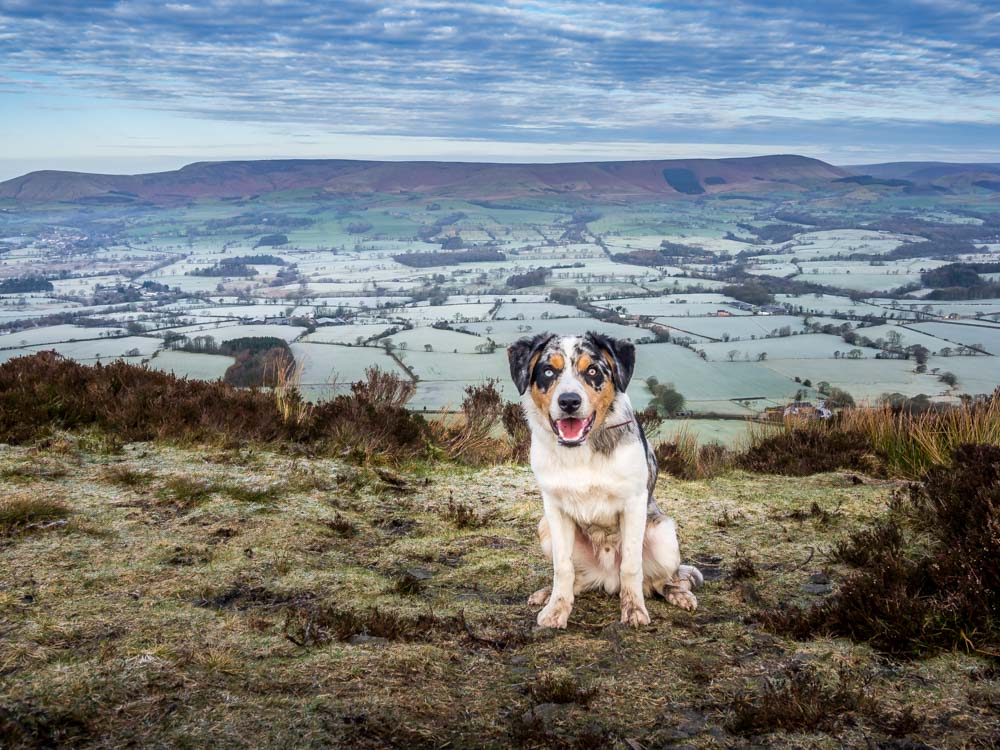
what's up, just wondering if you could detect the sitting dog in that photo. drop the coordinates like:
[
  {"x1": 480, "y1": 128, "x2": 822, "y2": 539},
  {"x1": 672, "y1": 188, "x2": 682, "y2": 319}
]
[{"x1": 508, "y1": 332, "x2": 702, "y2": 628}]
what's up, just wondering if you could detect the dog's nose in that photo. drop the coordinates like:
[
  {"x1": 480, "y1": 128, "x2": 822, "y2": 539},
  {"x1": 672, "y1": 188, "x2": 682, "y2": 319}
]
[{"x1": 558, "y1": 392, "x2": 581, "y2": 413}]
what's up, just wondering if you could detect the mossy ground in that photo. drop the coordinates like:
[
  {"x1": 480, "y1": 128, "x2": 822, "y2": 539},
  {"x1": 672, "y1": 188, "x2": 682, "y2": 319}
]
[{"x1": 2, "y1": 436, "x2": 998, "y2": 749}]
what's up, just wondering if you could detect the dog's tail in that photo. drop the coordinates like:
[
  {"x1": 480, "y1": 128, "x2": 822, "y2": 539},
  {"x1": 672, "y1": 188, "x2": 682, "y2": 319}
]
[{"x1": 678, "y1": 564, "x2": 704, "y2": 590}]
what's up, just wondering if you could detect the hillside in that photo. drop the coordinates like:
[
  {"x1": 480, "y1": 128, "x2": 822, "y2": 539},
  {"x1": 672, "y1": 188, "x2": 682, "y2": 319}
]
[
  {"x1": 0, "y1": 155, "x2": 847, "y2": 203},
  {"x1": 2, "y1": 435, "x2": 999, "y2": 749},
  {"x1": 846, "y1": 161, "x2": 1000, "y2": 193},
  {"x1": 848, "y1": 161, "x2": 1000, "y2": 180}
]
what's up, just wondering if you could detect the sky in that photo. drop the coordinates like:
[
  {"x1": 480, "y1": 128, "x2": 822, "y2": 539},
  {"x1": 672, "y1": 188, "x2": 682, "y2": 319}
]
[{"x1": 0, "y1": 0, "x2": 998, "y2": 180}]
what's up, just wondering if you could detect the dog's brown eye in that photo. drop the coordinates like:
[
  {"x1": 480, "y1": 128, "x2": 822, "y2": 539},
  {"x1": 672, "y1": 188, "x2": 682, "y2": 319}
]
[{"x1": 587, "y1": 367, "x2": 597, "y2": 377}]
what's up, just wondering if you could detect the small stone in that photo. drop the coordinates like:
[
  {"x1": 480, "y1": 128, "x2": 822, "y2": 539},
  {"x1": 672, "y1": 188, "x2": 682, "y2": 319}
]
[
  {"x1": 802, "y1": 583, "x2": 833, "y2": 595},
  {"x1": 809, "y1": 572, "x2": 830, "y2": 584},
  {"x1": 523, "y1": 702, "x2": 572, "y2": 726}
]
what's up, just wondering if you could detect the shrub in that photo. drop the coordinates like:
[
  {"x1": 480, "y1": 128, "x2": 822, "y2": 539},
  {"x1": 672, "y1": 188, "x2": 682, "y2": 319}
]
[
  {"x1": 634, "y1": 405, "x2": 663, "y2": 437},
  {"x1": 433, "y1": 381, "x2": 511, "y2": 465},
  {"x1": 309, "y1": 368, "x2": 428, "y2": 463},
  {"x1": 759, "y1": 444, "x2": 1000, "y2": 657},
  {"x1": 739, "y1": 423, "x2": 880, "y2": 477},
  {"x1": 823, "y1": 387, "x2": 855, "y2": 408},
  {"x1": 645, "y1": 379, "x2": 685, "y2": 415},
  {"x1": 501, "y1": 401, "x2": 530, "y2": 462},
  {"x1": 727, "y1": 665, "x2": 877, "y2": 736},
  {"x1": 0, "y1": 353, "x2": 430, "y2": 463},
  {"x1": 655, "y1": 429, "x2": 732, "y2": 480}
]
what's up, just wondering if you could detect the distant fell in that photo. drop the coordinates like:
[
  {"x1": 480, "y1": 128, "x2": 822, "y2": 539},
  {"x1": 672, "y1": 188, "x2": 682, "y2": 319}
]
[
  {"x1": 0, "y1": 155, "x2": 846, "y2": 204},
  {"x1": 846, "y1": 161, "x2": 1000, "y2": 193}
]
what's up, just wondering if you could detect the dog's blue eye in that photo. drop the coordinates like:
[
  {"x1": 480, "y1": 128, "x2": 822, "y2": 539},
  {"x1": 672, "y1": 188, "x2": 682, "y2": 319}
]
[{"x1": 544, "y1": 368, "x2": 554, "y2": 378}]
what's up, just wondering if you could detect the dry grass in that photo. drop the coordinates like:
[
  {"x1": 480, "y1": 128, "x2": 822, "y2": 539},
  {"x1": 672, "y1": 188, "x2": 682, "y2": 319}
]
[
  {"x1": 2, "y1": 440, "x2": 998, "y2": 749},
  {"x1": 654, "y1": 425, "x2": 733, "y2": 480},
  {"x1": 269, "y1": 357, "x2": 313, "y2": 427},
  {"x1": 743, "y1": 395, "x2": 1000, "y2": 479},
  {"x1": 0, "y1": 493, "x2": 70, "y2": 536},
  {"x1": 430, "y1": 381, "x2": 518, "y2": 466},
  {"x1": 841, "y1": 396, "x2": 1000, "y2": 478}
]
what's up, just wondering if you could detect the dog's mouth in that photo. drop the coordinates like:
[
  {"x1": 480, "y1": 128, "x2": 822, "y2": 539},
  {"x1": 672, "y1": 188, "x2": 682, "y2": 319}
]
[{"x1": 550, "y1": 413, "x2": 596, "y2": 446}]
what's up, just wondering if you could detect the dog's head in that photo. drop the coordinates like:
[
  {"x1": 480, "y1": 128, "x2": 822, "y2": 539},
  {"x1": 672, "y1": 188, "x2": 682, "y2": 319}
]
[{"x1": 507, "y1": 332, "x2": 635, "y2": 447}]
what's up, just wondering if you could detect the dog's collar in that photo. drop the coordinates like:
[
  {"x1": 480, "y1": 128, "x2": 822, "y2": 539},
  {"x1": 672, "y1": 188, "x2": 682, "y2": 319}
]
[{"x1": 605, "y1": 418, "x2": 633, "y2": 430}]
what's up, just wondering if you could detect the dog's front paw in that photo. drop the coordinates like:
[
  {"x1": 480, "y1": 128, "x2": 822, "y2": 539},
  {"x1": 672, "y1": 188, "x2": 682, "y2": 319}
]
[
  {"x1": 528, "y1": 587, "x2": 551, "y2": 607},
  {"x1": 536, "y1": 598, "x2": 572, "y2": 629},
  {"x1": 620, "y1": 587, "x2": 650, "y2": 627},
  {"x1": 620, "y1": 600, "x2": 651, "y2": 627}
]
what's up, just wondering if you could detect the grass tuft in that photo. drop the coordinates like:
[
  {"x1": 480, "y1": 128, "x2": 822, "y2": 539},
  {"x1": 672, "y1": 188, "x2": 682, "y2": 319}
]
[
  {"x1": 729, "y1": 549, "x2": 758, "y2": 580},
  {"x1": 0, "y1": 460, "x2": 69, "y2": 482},
  {"x1": 157, "y1": 476, "x2": 218, "y2": 509},
  {"x1": 727, "y1": 665, "x2": 877, "y2": 735},
  {"x1": 0, "y1": 494, "x2": 71, "y2": 536},
  {"x1": 317, "y1": 513, "x2": 357, "y2": 537},
  {"x1": 101, "y1": 465, "x2": 156, "y2": 488},
  {"x1": 528, "y1": 670, "x2": 597, "y2": 706},
  {"x1": 443, "y1": 496, "x2": 491, "y2": 528}
]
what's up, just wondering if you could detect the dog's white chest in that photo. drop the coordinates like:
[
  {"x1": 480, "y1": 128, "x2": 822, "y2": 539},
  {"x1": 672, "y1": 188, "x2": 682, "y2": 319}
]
[{"x1": 531, "y1": 440, "x2": 647, "y2": 527}]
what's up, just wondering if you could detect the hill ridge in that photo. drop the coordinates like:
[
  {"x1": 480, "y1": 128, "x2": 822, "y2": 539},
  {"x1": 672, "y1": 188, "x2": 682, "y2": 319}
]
[{"x1": 0, "y1": 154, "x2": 847, "y2": 203}]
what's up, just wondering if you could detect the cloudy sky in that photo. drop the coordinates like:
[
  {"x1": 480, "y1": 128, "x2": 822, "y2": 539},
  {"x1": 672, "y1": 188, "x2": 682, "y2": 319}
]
[{"x1": 0, "y1": 0, "x2": 998, "y2": 179}]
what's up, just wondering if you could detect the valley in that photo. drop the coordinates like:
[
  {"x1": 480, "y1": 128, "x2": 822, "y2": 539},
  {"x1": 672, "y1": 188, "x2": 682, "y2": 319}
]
[{"x1": 2, "y1": 155, "x2": 999, "y2": 444}]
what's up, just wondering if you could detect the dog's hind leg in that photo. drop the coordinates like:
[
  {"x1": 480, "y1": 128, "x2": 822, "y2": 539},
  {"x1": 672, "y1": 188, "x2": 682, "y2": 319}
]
[{"x1": 642, "y1": 516, "x2": 701, "y2": 611}]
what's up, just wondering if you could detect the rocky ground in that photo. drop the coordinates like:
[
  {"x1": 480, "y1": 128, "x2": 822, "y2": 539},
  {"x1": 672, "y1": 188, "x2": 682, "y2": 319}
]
[{"x1": 1, "y1": 434, "x2": 998, "y2": 749}]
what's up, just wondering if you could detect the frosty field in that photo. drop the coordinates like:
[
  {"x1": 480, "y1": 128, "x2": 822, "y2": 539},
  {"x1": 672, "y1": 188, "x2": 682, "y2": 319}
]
[{"x1": 2, "y1": 184, "x2": 999, "y2": 429}]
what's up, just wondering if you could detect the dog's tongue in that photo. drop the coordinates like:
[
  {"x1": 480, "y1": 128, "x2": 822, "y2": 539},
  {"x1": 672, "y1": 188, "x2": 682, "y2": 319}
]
[{"x1": 557, "y1": 417, "x2": 586, "y2": 440}]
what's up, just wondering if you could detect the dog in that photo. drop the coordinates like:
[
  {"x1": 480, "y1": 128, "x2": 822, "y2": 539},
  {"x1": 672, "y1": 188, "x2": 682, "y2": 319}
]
[{"x1": 507, "y1": 332, "x2": 702, "y2": 628}]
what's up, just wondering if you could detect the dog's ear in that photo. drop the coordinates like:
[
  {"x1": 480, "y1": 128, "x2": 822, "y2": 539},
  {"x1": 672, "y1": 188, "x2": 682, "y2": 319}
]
[
  {"x1": 507, "y1": 333, "x2": 554, "y2": 395},
  {"x1": 586, "y1": 332, "x2": 635, "y2": 392}
]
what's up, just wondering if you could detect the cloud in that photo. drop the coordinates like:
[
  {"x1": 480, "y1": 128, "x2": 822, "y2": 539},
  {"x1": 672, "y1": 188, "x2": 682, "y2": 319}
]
[{"x1": 0, "y1": 0, "x2": 997, "y2": 158}]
